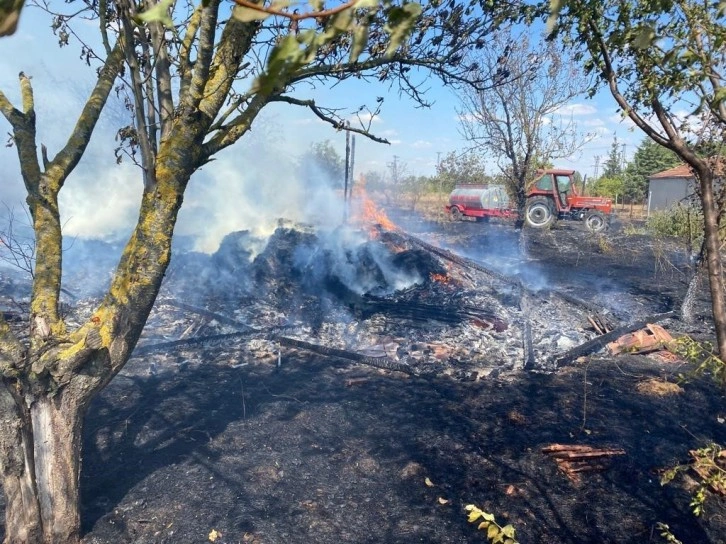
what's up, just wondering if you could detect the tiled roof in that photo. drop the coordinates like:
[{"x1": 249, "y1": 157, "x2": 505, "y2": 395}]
[
  {"x1": 649, "y1": 159, "x2": 726, "y2": 180},
  {"x1": 648, "y1": 164, "x2": 693, "y2": 179}
]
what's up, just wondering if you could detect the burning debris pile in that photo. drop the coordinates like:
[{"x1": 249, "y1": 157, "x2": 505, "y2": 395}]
[
  {"x1": 124, "y1": 215, "x2": 627, "y2": 381},
  {"x1": 0, "y1": 198, "x2": 675, "y2": 382}
]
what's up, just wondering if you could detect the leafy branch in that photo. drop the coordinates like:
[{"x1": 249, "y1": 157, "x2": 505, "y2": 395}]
[
  {"x1": 465, "y1": 504, "x2": 519, "y2": 544},
  {"x1": 660, "y1": 443, "x2": 726, "y2": 517},
  {"x1": 232, "y1": 0, "x2": 360, "y2": 22}
]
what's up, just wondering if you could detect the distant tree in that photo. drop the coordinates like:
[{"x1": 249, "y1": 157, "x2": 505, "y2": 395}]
[
  {"x1": 623, "y1": 138, "x2": 680, "y2": 203},
  {"x1": 401, "y1": 174, "x2": 434, "y2": 211},
  {"x1": 591, "y1": 176, "x2": 624, "y2": 201},
  {"x1": 433, "y1": 151, "x2": 490, "y2": 193},
  {"x1": 458, "y1": 30, "x2": 591, "y2": 225},
  {"x1": 299, "y1": 140, "x2": 345, "y2": 188},
  {"x1": 552, "y1": 0, "x2": 726, "y2": 361},
  {"x1": 601, "y1": 135, "x2": 623, "y2": 179}
]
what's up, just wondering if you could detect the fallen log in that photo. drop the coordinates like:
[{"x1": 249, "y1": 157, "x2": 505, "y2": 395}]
[
  {"x1": 279, "y1": 336, "x2": 415, "y2": 375},
  {"x1": 553, "y1": 311, "x2": 676, "y2": 366},
  {"x1": 163, "y1": 300, "x2": 255, "y2": 330},
  {"x1": 133, "y1": 330, "x2": 261, "y2": 356}
]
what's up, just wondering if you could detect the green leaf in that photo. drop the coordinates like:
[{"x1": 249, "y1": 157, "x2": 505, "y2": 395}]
[
  {"x1": 134, "y1": 0, "x2": 174, "y2": 28},
  {"x1": 482, "y1": 512, "x2": 496, "y2": 522},
  {"x1": 546, "y1": 0, "x2": 563, "y2": 36},
  {"x1": 632, "y1": 24, "x2": 656, "y2": 49},
  {"x1": 501, "y1": 525, "x2": 516, "y2": 538},
  {"x1": 477, "y1": 521, "x2": 490, "y2": 530},
  {"x1": 713, "y1": 87, "x2": 726, "y2": 106},
  {"x1": 383, "y1": 3, "x2": 423, "y2": 57},
  {"x1": 332, "y1": 7, "x2": 354, "y2": 32},
  {"x1": 349, "y1": 24, "x2": 369, "y2": 63},
  {"x1": 487, "y1": 523, "x2": 500, "y2": 540},
  {"x1": 354, "y1": 0, "x2": 379, "y2": 8},
  {"x1": 233, "y1": 5, "x2": 273, "y2": 22},
  {"x1": 467, "y1": 510, "x2": 482, "y2": 523}
]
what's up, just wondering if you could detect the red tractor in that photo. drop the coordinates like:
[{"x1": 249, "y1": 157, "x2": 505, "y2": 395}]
[
  {"x1": 446, "y1": 169, "x2": 612, "y2": 233},
  {"x1": 524, "y1": 169, "x2": 612, "y2": 233}
]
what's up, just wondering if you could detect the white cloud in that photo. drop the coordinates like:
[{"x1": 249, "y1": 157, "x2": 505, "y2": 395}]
[
  {"x1": 555, "y1": 103, "x2": 598, "y2": 116},
  {"x1": 350, "y1": 112, "x2": 382, "y2": 125},
  {"x1": 411, "y1": 140, "x2": 433, "y2": 149}
]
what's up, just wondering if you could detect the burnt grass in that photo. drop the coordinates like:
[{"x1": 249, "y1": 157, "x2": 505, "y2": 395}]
[{"x1": 5, "y1": 215, "x2": 726, "y2": 543}]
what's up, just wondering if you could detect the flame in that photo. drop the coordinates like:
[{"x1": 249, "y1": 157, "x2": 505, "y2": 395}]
[
  {"x1": 350, "y1": 176, "x2": 398, "y2": 232},
  {"x1": 430, "y1": 273, "x2": 450, "y2": 284}
]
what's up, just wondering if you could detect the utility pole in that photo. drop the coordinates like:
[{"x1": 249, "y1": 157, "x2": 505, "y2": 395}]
[
  {"x1": 593, "y1": 155, "x2": 601, "y2": 179},
  {"x1": 348, "y1": 134, "x2": 356, "y2": 202},
  {"x1": 344, "y1": 123, "x2": 350, "y2": 223},
  {"x1": 621, "y1": 143, "x2": 627, "y2": 171}
]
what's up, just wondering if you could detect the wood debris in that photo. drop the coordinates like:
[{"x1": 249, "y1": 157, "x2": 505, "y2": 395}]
[
  {"x1": 587, "y1": 313, "x2": 616, "y2": 335},
  {"x1": 542, "y1": 444, "x2": 625, "y2": 483},
  {"x1": 607, "y1": 323, "x2": 674, "y2": 355}
]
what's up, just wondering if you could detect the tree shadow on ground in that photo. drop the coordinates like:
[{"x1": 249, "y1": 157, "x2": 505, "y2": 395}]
[{"x1": 80, "y1": 347, "x2": 725, "y2": 543}]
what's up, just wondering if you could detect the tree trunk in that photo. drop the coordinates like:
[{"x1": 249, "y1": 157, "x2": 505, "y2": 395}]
[
  {"x1": 1, "y1": 386, "x2": 85, "y2": 544},
  {"x1": 696, "y1": 167, "x2": 726, "y2": 357}
]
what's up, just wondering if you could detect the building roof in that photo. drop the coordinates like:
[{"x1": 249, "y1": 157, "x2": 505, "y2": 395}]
[
  {"x1": 648, "y1": 164, "x2": 693, "y2": 180},
  {"x1": 648, "y1": 159, "x2": 726, "y2": 180}
]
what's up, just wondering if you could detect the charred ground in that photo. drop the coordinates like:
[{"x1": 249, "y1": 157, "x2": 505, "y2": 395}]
[{"x1": 1, "y1": 213, "x2": 725, "y2": 544}]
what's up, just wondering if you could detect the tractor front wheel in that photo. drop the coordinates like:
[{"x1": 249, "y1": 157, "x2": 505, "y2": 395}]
[
  {"x1": 584, "y1": 210, "x2": 608, "y2": 233},
  {"x1": 525, "y1": 197, "x2": 556, "y2": 229},
  {"x1": 450, "y1": 207, "x2": 463, "y2": 221}
]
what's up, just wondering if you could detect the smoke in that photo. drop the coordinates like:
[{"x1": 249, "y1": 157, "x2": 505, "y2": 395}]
[
  {"x1": 294, "y1": 227, "x2": 423, "y2": 296},
  {"x1": 177, "y1": 116, "x2": 347, "y2": 254}
]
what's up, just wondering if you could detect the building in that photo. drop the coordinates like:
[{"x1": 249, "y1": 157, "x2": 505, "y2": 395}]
[{"x1": 647, "y1": 164, "x2": 695, "y2": 213}]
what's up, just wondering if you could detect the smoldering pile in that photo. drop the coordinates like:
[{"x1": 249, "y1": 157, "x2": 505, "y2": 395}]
[{"x1": 131, "y1": 222, "x2": 610, "y2": 381}]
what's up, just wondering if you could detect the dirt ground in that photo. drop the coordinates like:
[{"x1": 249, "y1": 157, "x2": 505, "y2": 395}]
[{"x1": 4, "y1": 214, "x2": 726, "y2": 544}]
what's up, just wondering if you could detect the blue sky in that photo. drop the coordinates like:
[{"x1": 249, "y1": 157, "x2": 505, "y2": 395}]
[{"x1": 0, "y1": 6, "x2": 644, "y2": 247}]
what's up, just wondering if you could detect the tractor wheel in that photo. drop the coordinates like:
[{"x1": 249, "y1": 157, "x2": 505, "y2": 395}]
[
  {"x1": 525, "y1": 197, "x2": 556, "y2": 229},
  {"x1": 450, "y1": 207, "x2": 463, "y2": 221},
  {"x1": 584, "y1": 210, "x2": 608, "y2": 233}
]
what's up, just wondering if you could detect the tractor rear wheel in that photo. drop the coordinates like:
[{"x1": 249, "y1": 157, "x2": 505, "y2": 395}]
[
  {"x1": 584, "y1": 210, "x2": 608, "y2": 233},
  {"x1": 525, "y1": 197, "x2": 556, "y2": 229},
  {"x1": 450, "y1": 207, "x2": 462, "y2": 221}
]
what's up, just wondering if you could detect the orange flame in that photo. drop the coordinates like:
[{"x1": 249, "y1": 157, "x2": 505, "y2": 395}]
[
  {"x1": 350, "y1": 176, "x2": 398, "y2": 232},
  {"x1": 430, "y1": 273, "x2": 450, "y2": 284}
]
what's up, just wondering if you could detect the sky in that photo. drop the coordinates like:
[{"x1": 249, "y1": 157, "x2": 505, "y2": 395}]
[{"x1": 0, "y1": 5, "x2": 645, "y2": 249}]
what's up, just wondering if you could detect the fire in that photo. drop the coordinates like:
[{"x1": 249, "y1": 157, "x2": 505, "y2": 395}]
[
  {"x1": 350, "y1": 177, "x2": 398, "y2": 232},
  {"x1": 430, "y1": 273, "x2": 450, "y2": 284}
]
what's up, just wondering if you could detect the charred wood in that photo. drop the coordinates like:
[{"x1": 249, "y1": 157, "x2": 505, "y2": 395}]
[
  {"x1": 279, "y1": 336, "x2": 414, "y2": 375},
  {"x1": 164, "y1": 300, "x2": 255, "y2": 330},
  {"x1": 132, "y1": 330, "x2": 263, "y2": 356},
  {"x1": 359, "y1": 296, "x2": 507, "y2": 330},
  {"x1": 553, "y1": 311, "x2": 676, "y2": 366}
]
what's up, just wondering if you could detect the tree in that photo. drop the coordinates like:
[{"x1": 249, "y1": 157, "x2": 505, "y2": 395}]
[
  {"x1": 591, "y1": 176, "x2": 624, "y2": 201},
  {"x1": 0, "y1": 1, "x2": 521, "y2": 541},
  {"x1": 401, "y1": 174, "x2": 434, "y2": 210},
  {"x1": 551, "y1": 0, "x2": 726, "y2": 357},
  {"x1": 457, "y1": 30, "x2": 590, "y2": 225},
  {"x1": 601, "y1": 134, "x2": 623, "y2": 178},
  {"x1": 432, "y1": 150, "x2": 491, "y2": 193},
  {"x1": 299, "y1": 140, "x2": 345, "y2": 188},
  {"x1": 623, "y1": 138, "x2": 680, "y2": 204}
]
